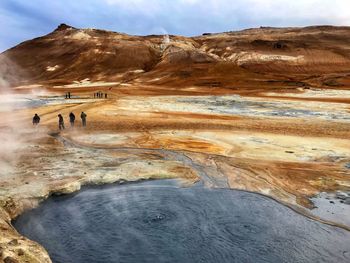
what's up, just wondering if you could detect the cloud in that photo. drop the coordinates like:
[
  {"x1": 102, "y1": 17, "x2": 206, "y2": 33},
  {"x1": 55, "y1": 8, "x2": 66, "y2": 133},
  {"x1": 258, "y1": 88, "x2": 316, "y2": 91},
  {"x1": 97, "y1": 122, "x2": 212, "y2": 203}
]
[{"x1": 0, "y1": 0, "x2": 349, "y2": 51}]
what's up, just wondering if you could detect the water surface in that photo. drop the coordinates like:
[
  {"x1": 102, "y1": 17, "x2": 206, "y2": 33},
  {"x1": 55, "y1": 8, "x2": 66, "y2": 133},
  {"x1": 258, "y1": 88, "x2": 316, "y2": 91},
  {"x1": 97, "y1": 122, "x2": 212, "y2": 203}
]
[{"x1": 14, "y1": 180, "x2": 350, "y2": 263}]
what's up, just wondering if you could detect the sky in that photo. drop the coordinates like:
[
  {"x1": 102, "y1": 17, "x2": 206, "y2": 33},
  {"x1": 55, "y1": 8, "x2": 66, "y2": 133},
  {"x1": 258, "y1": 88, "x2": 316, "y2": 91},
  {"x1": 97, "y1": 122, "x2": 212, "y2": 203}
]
[{"x1": 1, "y1": 0, "x2": 350, "y2": 52}]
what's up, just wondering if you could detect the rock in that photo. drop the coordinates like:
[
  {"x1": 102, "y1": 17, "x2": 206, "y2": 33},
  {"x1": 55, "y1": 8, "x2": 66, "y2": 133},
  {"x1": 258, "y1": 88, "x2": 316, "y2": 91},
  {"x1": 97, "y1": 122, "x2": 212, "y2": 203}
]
[
  {"x1": 335, "y1": 192, "x2": 348, "y2": 200},
  {"x1": 55, "y1": 23, "x2": 74, "y2": 31},
  {"x1": 344, "y1": 198, "x2": 350, "y2": 205},
  {"x1": 8, "y1": 239, "x2": 18, "y2": 246},
  {"x1": 17, "y1": 248, "x2": 25, "y2": 256},
  {"x1": 4, "y1": 257, "x2": 19, "y2": 263}
]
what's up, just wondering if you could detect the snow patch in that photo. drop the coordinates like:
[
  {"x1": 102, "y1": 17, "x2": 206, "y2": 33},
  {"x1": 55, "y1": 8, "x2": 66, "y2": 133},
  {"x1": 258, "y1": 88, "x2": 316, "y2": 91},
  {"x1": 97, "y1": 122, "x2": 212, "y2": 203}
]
[
  {"x1": 129, "y1": 69, "x2": 145, "y2": 74},
  {"x1": 227, "y1": 52, "x2": 304, "y2": 64},
  {"x1": 54, "y1": 79, "x2": 120, "y2": 88},
  {"x1": 46, "y1": 65, "x2": 59, "y2": 72},
  {"x1": 69, "y1": 31, "x2": 91, "y2": 40}
]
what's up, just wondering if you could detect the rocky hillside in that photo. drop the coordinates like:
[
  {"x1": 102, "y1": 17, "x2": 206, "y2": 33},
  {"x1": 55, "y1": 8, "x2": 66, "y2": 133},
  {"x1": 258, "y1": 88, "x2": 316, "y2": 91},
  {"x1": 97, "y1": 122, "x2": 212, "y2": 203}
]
[{"x1": 2, "y1": 24, "x2": 350, "y2": 89}]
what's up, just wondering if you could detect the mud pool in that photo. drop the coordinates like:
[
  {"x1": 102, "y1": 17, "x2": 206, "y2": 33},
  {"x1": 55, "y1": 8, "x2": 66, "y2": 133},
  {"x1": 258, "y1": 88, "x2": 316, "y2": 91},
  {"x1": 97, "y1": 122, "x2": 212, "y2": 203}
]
[{"x1": 14, "y1": 180, "x2": 350, "y2": 263}]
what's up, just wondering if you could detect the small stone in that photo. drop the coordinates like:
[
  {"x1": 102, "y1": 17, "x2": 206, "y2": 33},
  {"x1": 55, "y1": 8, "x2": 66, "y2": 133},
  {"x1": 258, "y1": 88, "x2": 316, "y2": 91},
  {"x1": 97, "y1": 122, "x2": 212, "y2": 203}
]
[
  {"x1": 335, "y1": 193, "x2": 347, "y2": 200},
  {"x1": 8, "y1": 239, "x2": 18, "y2": 246},
  {"x1": 344, "y1": 198, "x2": 350, "y2": 205},
  {"x1": 17, "y1": 248, "x2": 25, "y2": 256},
  {"x1": 4, "y1": 257, "x2": 19, "y2": 263}
]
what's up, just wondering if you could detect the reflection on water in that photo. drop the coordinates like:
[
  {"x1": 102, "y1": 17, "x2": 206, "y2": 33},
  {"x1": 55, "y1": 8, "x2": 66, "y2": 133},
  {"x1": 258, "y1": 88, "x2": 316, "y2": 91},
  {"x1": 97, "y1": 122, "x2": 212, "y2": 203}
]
[{"x1": 14, "y1": 180, "x2": 350, "y2": 263}]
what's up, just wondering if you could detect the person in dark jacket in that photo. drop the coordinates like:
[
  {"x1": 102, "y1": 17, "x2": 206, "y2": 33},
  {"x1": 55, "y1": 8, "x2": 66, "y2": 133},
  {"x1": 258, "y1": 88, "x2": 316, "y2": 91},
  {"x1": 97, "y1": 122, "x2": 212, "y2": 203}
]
[
  {"x1": 58, "y1": 114, "x2": 65, "y2": 130},
  {"x1": 32, "y1": 114, "x2": 40, "y2": 126},
  {"x1": 81, "y1": 112, "x2": 87, "y2": 127},
  {"x1": 69, "y1": 112, "x2": 75, "y2": 128}
]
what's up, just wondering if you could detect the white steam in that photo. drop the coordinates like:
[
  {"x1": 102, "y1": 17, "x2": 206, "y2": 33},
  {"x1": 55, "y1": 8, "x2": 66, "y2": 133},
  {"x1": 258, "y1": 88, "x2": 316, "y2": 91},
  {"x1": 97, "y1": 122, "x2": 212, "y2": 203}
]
[
  {"x1": 160, "y1": 34, "x2": 171, "y2": 51},
  {"x1": 163, "y1": 34, "x2": 170, "y2": 44},
  {"x1": 0, "y1": 56, "x2": 23, "y2": 177},
  {"x1": 0, "y1": 55, "x2": 44, "y2": 178}
]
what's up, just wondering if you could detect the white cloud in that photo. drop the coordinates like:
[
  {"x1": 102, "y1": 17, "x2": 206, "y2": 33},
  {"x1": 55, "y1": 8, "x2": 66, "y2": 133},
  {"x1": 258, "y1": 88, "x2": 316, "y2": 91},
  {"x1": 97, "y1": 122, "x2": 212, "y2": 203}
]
[{"x1": 102, "y1": 0, "x2": 350, "y2": 25}]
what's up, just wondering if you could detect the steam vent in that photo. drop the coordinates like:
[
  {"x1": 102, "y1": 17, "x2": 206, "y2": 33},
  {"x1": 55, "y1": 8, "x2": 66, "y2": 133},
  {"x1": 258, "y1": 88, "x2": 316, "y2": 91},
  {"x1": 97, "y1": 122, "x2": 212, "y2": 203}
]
[{"x1": 1, "y1": 9, "x2": 350, "y2": 263}]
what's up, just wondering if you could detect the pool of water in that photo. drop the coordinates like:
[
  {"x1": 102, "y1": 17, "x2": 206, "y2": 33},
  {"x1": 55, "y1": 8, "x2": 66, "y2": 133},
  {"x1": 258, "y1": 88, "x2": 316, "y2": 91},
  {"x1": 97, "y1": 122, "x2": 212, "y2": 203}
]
[
  {"x1": 176, "y1": 96, "x2": 350, "y2": 121},
  {"x1": 0, "y1": 94, "x2": 95, "y2": 112},
  {"x1": 14, "y1": 180, "x2": 350, "y2": 263}
]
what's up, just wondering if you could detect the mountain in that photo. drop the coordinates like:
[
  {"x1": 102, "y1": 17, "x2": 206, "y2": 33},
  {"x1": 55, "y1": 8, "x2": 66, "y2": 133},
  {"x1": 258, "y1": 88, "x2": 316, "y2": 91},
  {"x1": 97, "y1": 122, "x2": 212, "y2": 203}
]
[{"x1": 1, "y1": 23, "x2": 350, "y2": 90}]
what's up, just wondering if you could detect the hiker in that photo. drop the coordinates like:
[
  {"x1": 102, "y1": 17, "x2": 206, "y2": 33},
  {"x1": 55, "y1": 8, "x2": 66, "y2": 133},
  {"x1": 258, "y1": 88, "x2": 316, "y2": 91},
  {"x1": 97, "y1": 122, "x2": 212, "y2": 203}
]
[
  {"x1": 105, "y1": 93, "x2": 107, "y2": 99},
  {"x1": 81, "y1": 112, "x2": 87, "y2": 127},
  {"x1": 32, "y1": 114, "x2": 40, "y2": 126},
  {"x1": 69, "y1": 112, "x2": 76, "y2": 128},
  {"x1": 68, "y1": 92, "x2": 71, "y2": 99},
  {"x1": 58, "y1": 114, "x2": 65, "y2": 130}
]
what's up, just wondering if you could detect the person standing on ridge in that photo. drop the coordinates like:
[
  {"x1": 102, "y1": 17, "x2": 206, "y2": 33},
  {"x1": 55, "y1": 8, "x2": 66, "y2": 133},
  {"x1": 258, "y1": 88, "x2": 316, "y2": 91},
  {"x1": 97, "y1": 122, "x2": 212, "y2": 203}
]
[
  {"x1": 58, "y1": 114, "x2": 65, "y2": 130},
  {"x1": 81, "y1": 112, "x2": 87, "y2": 127},
  {"x1": 69, "y1": 112, "x2": 76, "y2": 128},
  {"x1": 32, "y1": 113, "x2": 40, "y2": 126}
]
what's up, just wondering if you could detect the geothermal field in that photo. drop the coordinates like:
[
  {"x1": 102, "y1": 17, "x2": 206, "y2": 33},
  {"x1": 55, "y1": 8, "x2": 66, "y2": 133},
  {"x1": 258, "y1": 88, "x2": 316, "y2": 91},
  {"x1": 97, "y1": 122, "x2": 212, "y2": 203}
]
[{"x1": 0, "y1": 24, "x2": 350, "y2": 262}]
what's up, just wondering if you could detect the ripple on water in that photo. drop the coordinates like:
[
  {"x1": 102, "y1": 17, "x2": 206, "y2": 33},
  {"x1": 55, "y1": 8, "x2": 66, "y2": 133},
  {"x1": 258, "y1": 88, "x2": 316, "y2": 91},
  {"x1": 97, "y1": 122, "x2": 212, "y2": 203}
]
[{"x1": 14, "y1": 180, "x2": 350, "y2": 263}]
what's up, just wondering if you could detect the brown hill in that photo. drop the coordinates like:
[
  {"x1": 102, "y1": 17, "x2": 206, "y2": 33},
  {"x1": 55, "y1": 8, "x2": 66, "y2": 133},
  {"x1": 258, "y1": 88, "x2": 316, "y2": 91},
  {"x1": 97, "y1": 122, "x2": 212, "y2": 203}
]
[{"x1": 2, "y1": 24, "x2": 350, "y2": 91}]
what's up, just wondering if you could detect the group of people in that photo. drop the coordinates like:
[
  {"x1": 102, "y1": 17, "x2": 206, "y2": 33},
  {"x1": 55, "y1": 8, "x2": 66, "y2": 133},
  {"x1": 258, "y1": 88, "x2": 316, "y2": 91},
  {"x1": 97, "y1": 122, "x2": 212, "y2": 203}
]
[
  {"x1": 33, "y1": 112, "x2": 87, "y2": 130},
  {"x1": 65, "y1": 92, "x2": 72, "y2": 99},
  {"x1": 94, "y1": 92, "x2": 107, "y2": 99}
]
